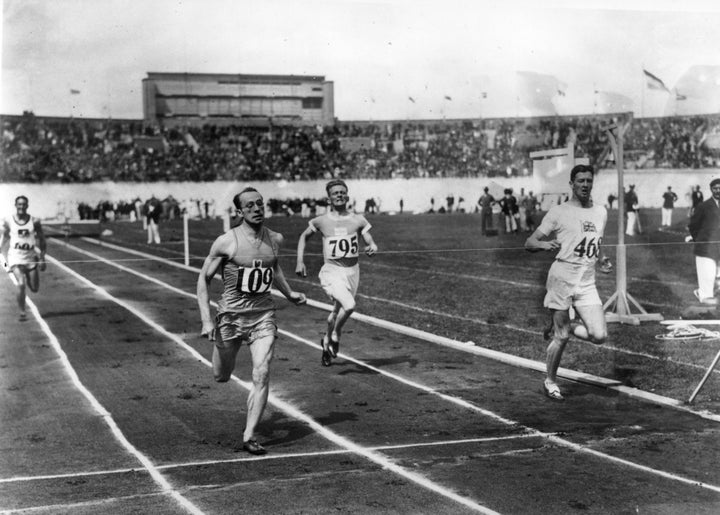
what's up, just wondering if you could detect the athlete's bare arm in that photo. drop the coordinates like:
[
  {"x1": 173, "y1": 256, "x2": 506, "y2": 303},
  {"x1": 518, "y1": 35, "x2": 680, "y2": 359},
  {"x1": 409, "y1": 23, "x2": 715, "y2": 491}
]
[
  {"x1": 597, "y1": 240, "x2": 613, "y2": 273},
  {"x1": 197, "y1": 234, "x2": 231, "y2": 340},
  {"x1": 525, "y1": 227, "x2": 560, "y2": 253},
  {"x1": 362, "y1": 231, "x2": 378, "y2": 256},
  {"x1": 34, "y1": 218, "x2": 46, "y2": 271},
  {"x1": 295, "y1": 226, "x2": 316, "y2": 277},
  {"x1": 271, "y1": 233, "x2": 306, "y2": 304},
  {"x1": 0, "y1": 220, "x2": 9, "y2": 265}
]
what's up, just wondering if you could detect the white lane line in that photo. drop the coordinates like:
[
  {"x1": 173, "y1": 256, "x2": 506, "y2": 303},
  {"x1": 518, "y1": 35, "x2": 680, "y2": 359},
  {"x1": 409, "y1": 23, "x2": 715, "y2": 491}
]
[
  {"x1": 1, "y1": 434, "x2": 544, "y2": 486},
  {"x1": 5, "y1": 266, "x2": 205, "y2": 515},
  {"x1": 49, "y1": 247, "x2": 499, "y2": 514},
  {"x1": 0, "y1": 492, "x2": 171, "y2": 515},
  {"x1": 57, "y1": 240, "x2": 720, "y2": 494},
  {"x1": 71, "y1": 237, "x2": 720, "y2": 421}
]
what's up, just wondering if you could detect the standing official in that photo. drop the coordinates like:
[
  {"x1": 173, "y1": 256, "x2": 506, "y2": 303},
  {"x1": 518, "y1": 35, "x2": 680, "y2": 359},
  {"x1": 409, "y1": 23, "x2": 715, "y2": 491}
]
[
  {"x1": 688, "y1": 178, "x2": 720, "y2": 305},
  {"x1": 661, "y1": 186, "x2": 678, "y2": 228},
  {"x1": 477, "y1": 187, "x2": 496, "y2": 236},
  {"x1": 624, "y1": 185, "x2": 639, "y2": 236},
  {"x1": 146, "y1": 195, "x2": 162, "y2": 244}
]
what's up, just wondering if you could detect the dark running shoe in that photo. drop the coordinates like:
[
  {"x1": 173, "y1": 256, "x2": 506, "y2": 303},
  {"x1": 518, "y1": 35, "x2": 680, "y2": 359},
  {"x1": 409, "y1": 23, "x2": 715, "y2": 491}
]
[
  {"x1": 321, "y1": 337, "x2": 332, "y2": 366},
  {"x1": 542, "y1": 320, "x2": 553, "y2": 341},
  {"x1": 242, "y1": 439, "x2": 267, "y2": 455}
]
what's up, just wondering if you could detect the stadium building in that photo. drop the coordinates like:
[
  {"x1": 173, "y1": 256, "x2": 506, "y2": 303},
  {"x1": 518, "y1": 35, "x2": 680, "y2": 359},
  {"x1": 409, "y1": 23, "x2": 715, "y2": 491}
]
[{"x1": 142, "y1": 72, "x2": 335, "y2": 127}]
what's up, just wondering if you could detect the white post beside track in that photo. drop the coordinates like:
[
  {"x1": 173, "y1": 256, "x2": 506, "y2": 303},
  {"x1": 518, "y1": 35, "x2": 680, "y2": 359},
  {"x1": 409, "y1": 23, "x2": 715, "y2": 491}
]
[
  {"x1": 602, "y1": 117, "x2": 662, "y2": 325},
  {"x1": 183, "y1": 212, "x2": 189, "y2": 266}
]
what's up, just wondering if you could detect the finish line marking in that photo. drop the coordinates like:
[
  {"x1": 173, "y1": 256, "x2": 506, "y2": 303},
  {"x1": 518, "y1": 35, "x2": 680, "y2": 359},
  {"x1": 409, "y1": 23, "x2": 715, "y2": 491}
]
[
  {"x1": 1, "y1": 434, "x2": 543, "y2": 485},
  {"x1": 53, "y1": 239, "x2": 720, "y2": 495}
]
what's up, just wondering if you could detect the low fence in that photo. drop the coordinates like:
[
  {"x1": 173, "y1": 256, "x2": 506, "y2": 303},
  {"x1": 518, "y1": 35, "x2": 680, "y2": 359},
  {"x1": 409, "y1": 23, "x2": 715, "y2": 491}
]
[{"x1": 1, "y1": 168, "x2": 718, "y2": 221}]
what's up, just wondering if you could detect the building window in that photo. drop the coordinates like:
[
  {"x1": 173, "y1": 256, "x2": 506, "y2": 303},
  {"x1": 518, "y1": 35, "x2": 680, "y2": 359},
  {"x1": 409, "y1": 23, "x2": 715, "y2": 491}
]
[{"x1": 302, "y1": 97, "x2": 323, "y2": 109}]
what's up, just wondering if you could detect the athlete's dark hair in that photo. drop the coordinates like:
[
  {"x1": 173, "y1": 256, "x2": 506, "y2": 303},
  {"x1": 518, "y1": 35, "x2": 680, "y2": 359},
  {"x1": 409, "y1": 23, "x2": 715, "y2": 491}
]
[
  {"x1": 570, "y1": 164, "x2": 594, "y2": 182},
  {"x1": 232, "y1": 187, "x2": 260, "y2": 209},
  {"x1": 325, "y1": 179, "x2": 348, "y2": 195},
  {"x1": 15, "y1": 195, "x2": 28, "y2": 204}
]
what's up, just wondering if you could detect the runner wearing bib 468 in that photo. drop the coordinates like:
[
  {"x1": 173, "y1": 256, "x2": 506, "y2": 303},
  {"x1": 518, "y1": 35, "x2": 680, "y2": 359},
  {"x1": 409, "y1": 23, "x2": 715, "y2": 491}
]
[
  {"x1": 525, "y1": 165, "x2": 612, "y2": 401},
  {"x1": 296, "y1": 179, "x2": 378, "y2": 367}
]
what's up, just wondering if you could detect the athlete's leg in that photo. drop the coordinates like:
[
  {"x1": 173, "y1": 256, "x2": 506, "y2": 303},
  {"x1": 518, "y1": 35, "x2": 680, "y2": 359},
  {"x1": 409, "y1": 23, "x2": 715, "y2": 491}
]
[
  {"x1": 243, "y1": 333, "x2": 275, "y2": 443},
  {"x1": 696, "y1": 255, "x2": 717, "y2": 299},
  {"x1": 11, "y1": 267, "x2": 27, "y2": 314},
  {"x1": 212, "y1": 335, "x2": 241, "y2": 382},
  {"x1": 329, "y1": 287, "x2": 356, "y2": 342},
  {"x1": 546, "y1": 309, "x2": 571, "y2": 384},
  {"x1": 572, "y1": 303, "x2": 607, "y2": 344},
  {"x1": 324, "y1": 304, "x2": 338, "y2": 346},
  {"x1": 26, "y1": 266, "x2": 40, "y2": 293}
]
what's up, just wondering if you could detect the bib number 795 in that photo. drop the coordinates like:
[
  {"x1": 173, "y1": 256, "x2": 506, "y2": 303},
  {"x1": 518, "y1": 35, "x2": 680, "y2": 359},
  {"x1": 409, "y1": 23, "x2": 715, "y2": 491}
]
[
  {"x1": 327, "y1": 234, "x2": 359, "y2": 258},
  {"x1": 573, "y1": 236, "x2": 601, "y2": 258}
]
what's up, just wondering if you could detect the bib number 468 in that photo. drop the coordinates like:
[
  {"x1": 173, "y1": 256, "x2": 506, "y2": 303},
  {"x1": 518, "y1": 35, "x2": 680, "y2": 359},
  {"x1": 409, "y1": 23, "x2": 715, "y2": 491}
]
[{"x1": 573, "y1": 236, "x2": 601, "y2": 258}]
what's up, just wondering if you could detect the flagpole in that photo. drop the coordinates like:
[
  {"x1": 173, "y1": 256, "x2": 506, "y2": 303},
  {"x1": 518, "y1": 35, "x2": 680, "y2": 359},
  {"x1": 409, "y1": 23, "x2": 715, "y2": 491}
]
[
  {"x1": 593, "y1": 83, "x2": 597, "y2": 114},
  {"x1": 640, "y1": 68, "x2": 645, "y2": 119}
]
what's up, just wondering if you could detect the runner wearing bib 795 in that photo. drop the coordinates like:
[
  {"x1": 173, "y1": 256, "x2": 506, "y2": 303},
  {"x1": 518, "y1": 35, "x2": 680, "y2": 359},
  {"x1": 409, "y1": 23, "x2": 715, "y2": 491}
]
[{"x1": 296, "y1": 179, "x2": 378, "y2": 366}]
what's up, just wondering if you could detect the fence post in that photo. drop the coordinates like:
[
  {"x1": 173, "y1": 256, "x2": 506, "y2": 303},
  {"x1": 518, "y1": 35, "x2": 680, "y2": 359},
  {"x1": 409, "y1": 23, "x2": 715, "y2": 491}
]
[{"x1": 183, "y1": 212, "x2": 189, "y2": 267}]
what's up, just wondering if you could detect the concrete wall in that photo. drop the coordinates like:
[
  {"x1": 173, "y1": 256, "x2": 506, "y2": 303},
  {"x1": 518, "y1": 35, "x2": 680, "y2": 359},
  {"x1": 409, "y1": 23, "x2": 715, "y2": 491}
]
[{"x1": 2, "y1": 168, "x2": 718, "y2": 220}]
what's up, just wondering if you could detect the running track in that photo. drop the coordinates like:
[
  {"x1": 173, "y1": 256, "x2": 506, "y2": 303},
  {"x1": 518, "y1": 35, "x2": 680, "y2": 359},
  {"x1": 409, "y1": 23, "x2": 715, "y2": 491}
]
[{"x1": 1, "y1": 237, "x2": 719, "y2": 514}]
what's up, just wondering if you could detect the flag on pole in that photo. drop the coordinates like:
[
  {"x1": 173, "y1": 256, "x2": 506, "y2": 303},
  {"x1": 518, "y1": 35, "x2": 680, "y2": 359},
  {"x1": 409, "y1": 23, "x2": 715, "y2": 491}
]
[
  {"x1": 70, "y1": 89, "x2": 81, "y2": 95},
  {"x1": 643, "y1": 69, "x2": 669, "y2": 92}
]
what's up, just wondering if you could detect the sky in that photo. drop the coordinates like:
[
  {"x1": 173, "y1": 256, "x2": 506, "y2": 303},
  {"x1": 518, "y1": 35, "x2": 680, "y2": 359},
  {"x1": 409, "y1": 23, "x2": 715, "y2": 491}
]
[{"x1": 2, "y1": 0, "x2": 720, "y2": 121}]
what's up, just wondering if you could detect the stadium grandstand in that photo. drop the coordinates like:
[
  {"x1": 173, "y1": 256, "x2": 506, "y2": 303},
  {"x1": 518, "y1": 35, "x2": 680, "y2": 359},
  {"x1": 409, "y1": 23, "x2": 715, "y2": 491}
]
[
  {"x1": 2, "y1": 109, "x2": 720, "y2": 185},
  {"x1": 142, "y1": 72, "x2": 335, "y2": 128}
]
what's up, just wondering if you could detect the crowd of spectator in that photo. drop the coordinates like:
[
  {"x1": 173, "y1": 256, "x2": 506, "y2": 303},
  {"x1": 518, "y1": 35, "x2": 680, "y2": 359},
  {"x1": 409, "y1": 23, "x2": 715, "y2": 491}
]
[
  {"x1": 2, "y1": 110, "x2": 719, "y2": 184},
  {"x1": 62, "y1": 194, "x2": 333, "y2": 222}
]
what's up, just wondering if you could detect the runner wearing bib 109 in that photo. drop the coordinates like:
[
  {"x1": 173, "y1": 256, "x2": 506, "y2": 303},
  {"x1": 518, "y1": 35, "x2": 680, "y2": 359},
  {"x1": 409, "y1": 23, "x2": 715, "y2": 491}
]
[
  {"x1": 296, "y1": 179, "x2": 378, "y2": 367},
  {"x1": 197, "y1": 187, "x2": 306, "y2": 456},
  {"x1": 525, "y1": 164, "x2": 611, "y2": 402}
]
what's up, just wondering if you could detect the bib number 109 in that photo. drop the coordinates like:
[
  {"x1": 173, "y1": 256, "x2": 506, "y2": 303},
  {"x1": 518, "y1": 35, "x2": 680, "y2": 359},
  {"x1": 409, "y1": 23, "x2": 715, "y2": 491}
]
[
  {"x1": 236, "y1": 266, "x2": 273, "y2": 293},
  {"x1": 573, "y1": 236, "x2": 601, "y2": 258}
]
